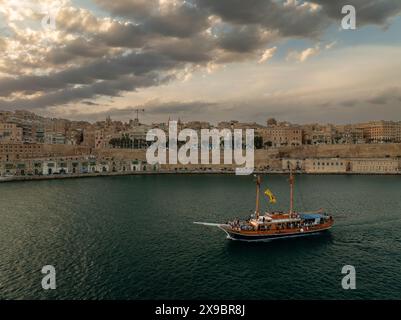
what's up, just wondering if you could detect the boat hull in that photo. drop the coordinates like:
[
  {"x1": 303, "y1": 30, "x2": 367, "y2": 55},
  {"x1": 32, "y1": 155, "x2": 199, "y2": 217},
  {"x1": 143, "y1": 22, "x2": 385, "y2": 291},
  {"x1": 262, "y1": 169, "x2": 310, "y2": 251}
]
[{"x1": 223, "y1": 227, "x2": 332, "y2": 242}]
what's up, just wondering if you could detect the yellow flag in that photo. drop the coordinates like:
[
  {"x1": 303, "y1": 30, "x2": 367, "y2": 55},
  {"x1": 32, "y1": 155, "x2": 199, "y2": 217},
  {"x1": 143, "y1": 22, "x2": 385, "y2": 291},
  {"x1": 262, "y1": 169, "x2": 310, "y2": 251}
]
[{"x1": 264, "y1": 189, "x2": 277, "y2": 204}]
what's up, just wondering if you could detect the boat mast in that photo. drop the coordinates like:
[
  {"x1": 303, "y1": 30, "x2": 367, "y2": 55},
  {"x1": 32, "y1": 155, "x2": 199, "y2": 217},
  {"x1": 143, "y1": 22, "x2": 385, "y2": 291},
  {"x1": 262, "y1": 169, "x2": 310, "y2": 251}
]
[
  {"x1": 289, "y1": 166, "x2": 294, "y2": 216},
  {"x1": 255, "y1": 175, "x2": 261, "y2": 219}
]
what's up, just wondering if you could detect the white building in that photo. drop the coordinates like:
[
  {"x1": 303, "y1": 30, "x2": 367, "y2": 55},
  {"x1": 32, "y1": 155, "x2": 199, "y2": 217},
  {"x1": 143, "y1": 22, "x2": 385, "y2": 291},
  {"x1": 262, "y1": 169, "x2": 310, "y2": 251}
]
[
  {"x1": 42, "y1": 161, "x2": 57, "y2": 175},
  {"x1": 96, "y1": 161, "x2": 109, "y2": 173},
  {"x1": 350, "y1": 158, "x2": 400, "y2": 174},
  {"x1": 304, "y1": 158, "x2": 349, "y2": 173},
  {"x1": 45, "y1": 132, "x2": 66, "y2": 144},
  {"x1": 131, "y1": 160, "x2": 160, "y2": 172}
]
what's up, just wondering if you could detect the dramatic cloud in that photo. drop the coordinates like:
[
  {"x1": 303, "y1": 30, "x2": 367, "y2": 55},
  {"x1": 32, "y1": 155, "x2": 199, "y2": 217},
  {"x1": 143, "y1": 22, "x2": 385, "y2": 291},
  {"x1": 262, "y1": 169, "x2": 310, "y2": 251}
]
[
  {"x1": 82, "y1": 101, "x2": 103, "y2": 106},
  {"x1": 49, "y1": 100, "x2": 218, "y2": 122},
  {"x1": 0, "y1": 51, "x2": 180, "y2": 97},
  {"x1": 314, "y1": 0, "x2": 401, "y2": 25},
  {"x1": 94, "y1": 0, "x2": 209, "y2": 38},
  {"x1": 197, "y1": 0, "x2": 327, "y2": 38},
  {"x1": 286, "y1": 40, "x2": 338, "y2": 63},
  {"x1": 0, "y1": 73, "x2": 170, "y2": 109},
  {"x1": 366, "y1": 87, "x2": 401, "y2": 105},
  {"x1": 0, "y1": 0, "x2": 400, "y2": 118},
  {"x1": 258, "y1": 47, "x2": 277, "y2": 63},
  {"x1": 287, "y1": 45, "x2": 320, "y2": 62},
  {"x1": 0, "y1": 37, "x2": 5, "y2": 50},
  {"x1": 216, "y1": 24, "x2": 274, "y2": 53},
  {"x1": 144, "y1": 100, "x2": 217, "y2": 115}
]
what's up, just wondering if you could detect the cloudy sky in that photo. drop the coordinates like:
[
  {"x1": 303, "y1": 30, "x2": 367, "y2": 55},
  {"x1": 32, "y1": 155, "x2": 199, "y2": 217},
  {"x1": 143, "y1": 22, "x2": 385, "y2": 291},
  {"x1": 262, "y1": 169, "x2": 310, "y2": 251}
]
[{"x1": 0, "y1": 0, "x2": 401, "y2": 124}]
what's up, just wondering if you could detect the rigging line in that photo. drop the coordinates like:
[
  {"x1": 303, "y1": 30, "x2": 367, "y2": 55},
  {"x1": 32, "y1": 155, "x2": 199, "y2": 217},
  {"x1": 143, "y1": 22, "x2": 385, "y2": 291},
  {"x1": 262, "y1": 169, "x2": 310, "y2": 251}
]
[
  {"x1": 322, "y1": 196, "x2": 340, "y2": 213},
  {"x1": 308, "y1": 180, "x2": 340, "y2": 214},
  {"x1": 291, "y1": 174, "x2": 305, "y2": 212},
  {"x1": 294, "y1": 175, "x2": 306, "y2": 212},
  {"x1": 261, "y1": 190, "x2": 268, "y2": 213},
  {"x1": 298, "y1": 186, "x2": 306, "y2": 212}
]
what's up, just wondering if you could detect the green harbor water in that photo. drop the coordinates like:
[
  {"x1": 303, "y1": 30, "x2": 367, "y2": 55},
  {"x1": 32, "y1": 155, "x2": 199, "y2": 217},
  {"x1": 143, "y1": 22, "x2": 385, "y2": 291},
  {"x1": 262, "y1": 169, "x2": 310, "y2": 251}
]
[{"x1": 1, "y1": 174, "x2": 401, "y2": 299}]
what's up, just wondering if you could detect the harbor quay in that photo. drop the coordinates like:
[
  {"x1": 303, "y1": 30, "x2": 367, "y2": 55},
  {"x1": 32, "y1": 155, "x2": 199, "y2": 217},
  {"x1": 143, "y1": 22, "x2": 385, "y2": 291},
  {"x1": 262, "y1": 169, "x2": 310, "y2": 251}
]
[
  {"x1": 2, "y1": 143, "x2": 401, "y2": 182},
  {"x1": 2, "y1": 111, "x2": 401, "y2": 179},
  {"x1": 0, "y1": 155, "x2": 159, "y2": 180}
]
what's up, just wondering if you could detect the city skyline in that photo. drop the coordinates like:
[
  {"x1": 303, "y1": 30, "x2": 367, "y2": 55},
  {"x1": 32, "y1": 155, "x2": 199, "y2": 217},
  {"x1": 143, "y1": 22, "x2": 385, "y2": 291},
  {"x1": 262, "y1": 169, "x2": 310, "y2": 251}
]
[
  {"x1": 0, "y1": 1, "x2": 401, "y2": 124},
  {"x1": 4, "y1": 108, "x2": 401, "y2": 126},
  {"x1": 3, "y1": 109, "x2": 401, "y2": 148}
]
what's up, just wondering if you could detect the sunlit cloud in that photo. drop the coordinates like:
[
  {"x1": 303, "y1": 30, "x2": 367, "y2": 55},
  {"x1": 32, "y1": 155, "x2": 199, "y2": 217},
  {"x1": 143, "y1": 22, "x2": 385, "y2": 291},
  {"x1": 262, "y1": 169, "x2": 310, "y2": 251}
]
[{"x1": 0, "y1": 0, "x2": 400, "y2": 123}]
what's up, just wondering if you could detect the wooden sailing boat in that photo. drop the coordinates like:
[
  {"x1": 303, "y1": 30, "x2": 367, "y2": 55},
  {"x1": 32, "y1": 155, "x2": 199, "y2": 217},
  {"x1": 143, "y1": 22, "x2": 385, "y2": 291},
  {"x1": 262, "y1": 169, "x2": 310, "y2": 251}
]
[{"x1": 195, "y1": 170, "x2": 334, "y2": 241}]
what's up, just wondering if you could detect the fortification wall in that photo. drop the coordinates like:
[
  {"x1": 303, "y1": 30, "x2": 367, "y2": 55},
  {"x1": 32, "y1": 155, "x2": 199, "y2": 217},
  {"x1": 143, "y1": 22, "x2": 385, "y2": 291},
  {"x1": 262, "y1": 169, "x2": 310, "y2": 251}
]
[
  {"x1": 40, "y1": 144, "x2": 401, "y2": 170},
  {"x1": 93, "y1": 148, "x2": 147, "y2": 160},
  {"x1": 42, "y1": 144, "x2": 91, "y2": 157},
  {"x1": 276, "y1": 144, "x2": 401, "y2": 159}
]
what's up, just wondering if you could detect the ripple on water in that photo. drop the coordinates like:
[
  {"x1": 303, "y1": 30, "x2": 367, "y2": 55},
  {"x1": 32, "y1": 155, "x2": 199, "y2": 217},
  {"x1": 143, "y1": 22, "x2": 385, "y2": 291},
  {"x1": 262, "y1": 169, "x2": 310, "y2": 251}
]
[{"x1": 1, "y1": 174, "x2": 401, "y2": 299}]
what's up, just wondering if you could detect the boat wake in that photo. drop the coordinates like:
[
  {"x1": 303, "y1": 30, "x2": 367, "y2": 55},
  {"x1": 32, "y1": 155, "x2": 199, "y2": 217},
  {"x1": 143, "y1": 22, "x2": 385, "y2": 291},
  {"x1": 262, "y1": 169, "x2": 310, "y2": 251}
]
[
  {"x1": 193, "y1": 222, "x2": 227, "y2": 227},
  {"x1": 193, "y1": 173, "x2": 334, "y2": 243}
]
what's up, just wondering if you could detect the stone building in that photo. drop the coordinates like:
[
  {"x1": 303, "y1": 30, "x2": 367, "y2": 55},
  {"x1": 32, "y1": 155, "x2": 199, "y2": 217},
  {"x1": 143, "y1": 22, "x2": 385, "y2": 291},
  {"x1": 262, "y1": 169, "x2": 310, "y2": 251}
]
[
  {"x1": 359, "y1": 121, "x2": 401, "y2": 143},
  {"x1": 0, "y1": 143, "x2": 44, "y2": 161},
  {"x1": 261, "y1": 122, "x2": 303, "y2": 147},
  {"x1": 302, "y1": 124, "x2": 337, "y2": 145},
  {"x1": 349, "y1": 158, "x2": 400, "y2": 174},
  {"x1": 304, "y1": 158, "x2": 349, "y2": 173},
  {"x1": 0, "y1": 123, "x2": 23, "y2": 142},
  {"x1": 0, "y1": 156, "x2": 160, "y2": 177},
  {"x1": 95, "y1": 129, "x2": 108, "y2": 149},
  {"x1": 336, "y1": 125, "x2": 365, "y2": 144},
  {"x1": 282, "y1": 159, "x2": 304, "y2": 171},
  {"x1": 45, "y1": 132, "x2": 66, "y2": 144},
  {"x1": 82, "y1": 129, "x2": 96, "y2": 148},
  {"x1": 288, "y1": 157, "x2": 400, "y2": 174}
]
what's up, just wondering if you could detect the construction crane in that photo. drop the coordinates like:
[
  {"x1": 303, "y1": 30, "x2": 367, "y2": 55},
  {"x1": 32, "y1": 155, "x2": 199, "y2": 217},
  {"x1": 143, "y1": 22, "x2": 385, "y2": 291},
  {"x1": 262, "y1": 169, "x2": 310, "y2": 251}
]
[{"x1": 132, "y1": 108, "x2": 145, "y2": 125}]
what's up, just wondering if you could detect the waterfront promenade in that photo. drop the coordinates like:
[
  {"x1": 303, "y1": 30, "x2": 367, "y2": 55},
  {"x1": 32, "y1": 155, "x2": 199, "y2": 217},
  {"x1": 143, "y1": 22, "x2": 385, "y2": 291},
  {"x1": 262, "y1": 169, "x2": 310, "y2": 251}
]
[{"x1": 2, "y1": 168, "x2": 401, "y2": 183}]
